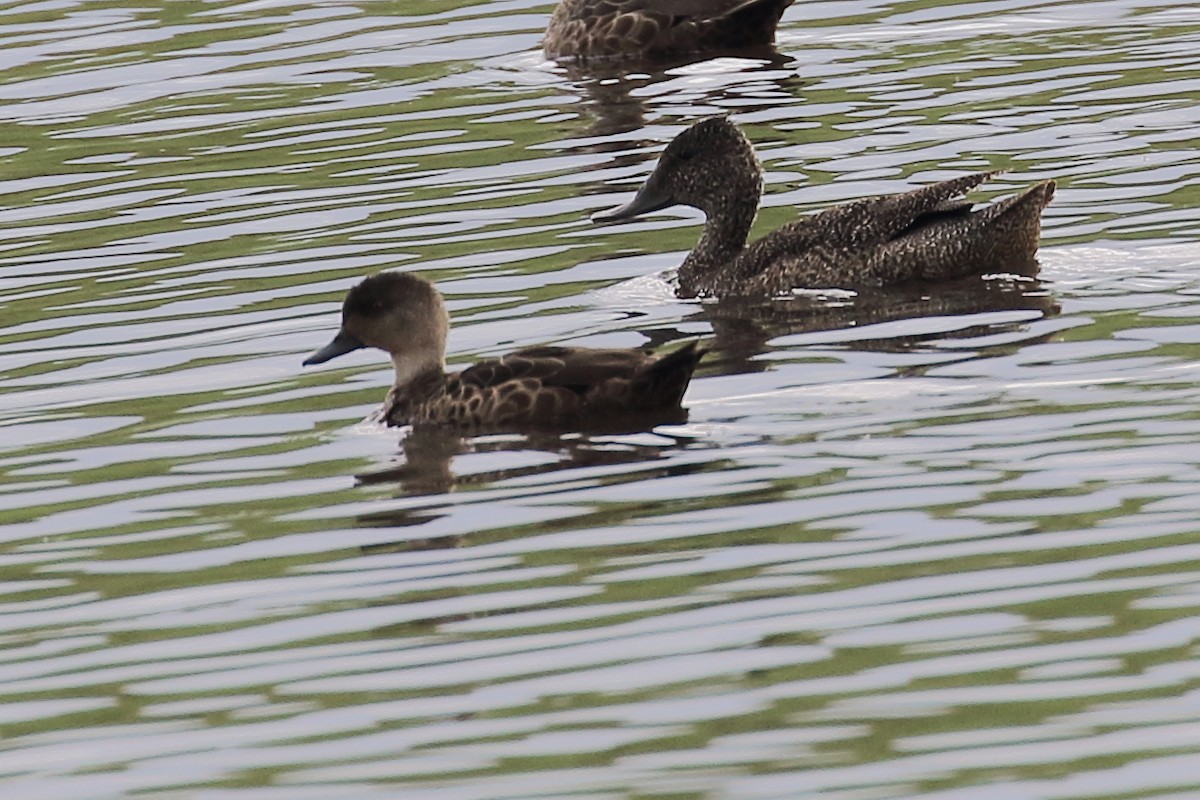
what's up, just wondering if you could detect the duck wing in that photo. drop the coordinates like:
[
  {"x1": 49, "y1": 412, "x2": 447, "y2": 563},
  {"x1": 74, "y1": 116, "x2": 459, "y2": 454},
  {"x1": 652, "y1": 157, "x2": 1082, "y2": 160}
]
[
  {"x1": 646, "y1": 0, "x2": 783, "y2": 18},
  {"x1": 724, "y1": 172, "x2": 1000, "y2": 284},
  {"x1": 459, "y1": 346, "x2": 655, "y2": 391},
  {"x1": 445, "y1": 343, "x2": 705, "y2": 430},
  {"x1": 867, "y1": 179, "x2": 1056, "y2": 283},
  {"x1": 817, "y1": 170, "x2": 1004, "y2": 248},
  {"x1": 732, "y1": 177, "x2": 1053, "y2": 293},
  {"x1": 584, "y1": 0, "x2": 787, "y2": 19}
]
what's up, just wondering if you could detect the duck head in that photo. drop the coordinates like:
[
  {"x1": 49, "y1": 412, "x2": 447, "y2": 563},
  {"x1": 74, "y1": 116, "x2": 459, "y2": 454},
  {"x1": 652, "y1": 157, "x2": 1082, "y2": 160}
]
[
  {"x1": 303, "y1": 272, "x2": 448, "y2": 387},
  {"x1": 594, "y1": 117, "x2": 763, "y2": 223}
]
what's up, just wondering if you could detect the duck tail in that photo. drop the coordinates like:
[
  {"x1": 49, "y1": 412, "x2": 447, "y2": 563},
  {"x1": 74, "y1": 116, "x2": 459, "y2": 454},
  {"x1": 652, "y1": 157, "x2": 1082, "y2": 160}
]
[
  {"x1": 983, "y1": 180, "x2": 1057, "y2": 218},
  {"x1": 704, "y1": 0, "x2": 797, "y2": 48},
  {"x1": 932, "y1": 179, "x2": 1054, "y2": 275},
  {"x1": 975, "y1": 179, "x2": 1056, "y2": 256},
  {"x1": 638, "y1": 341, "x2": 708, "y2": 409}
]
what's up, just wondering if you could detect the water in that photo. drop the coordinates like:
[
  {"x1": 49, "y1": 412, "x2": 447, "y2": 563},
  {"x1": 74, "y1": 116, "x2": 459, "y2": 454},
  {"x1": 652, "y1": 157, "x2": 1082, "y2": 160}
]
[{"x1": 2, "y1": 1, "x2": 1200, "y2": 797}]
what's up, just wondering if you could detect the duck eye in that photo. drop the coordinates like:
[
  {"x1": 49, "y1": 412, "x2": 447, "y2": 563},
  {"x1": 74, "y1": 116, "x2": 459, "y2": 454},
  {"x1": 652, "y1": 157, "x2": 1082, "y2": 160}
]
[{"x1": 676, "y1": 149, "x2": 696, "y2": 162}]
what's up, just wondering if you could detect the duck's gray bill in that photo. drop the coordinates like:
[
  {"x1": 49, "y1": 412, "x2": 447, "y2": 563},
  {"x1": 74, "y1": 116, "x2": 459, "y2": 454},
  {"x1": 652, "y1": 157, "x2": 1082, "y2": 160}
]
[
  {"x1": 592, "y1": 182, "x2": 675, "y2": 223},
  {"x1": 303, "y1": 329, "x2": 364, "y2": 366}
]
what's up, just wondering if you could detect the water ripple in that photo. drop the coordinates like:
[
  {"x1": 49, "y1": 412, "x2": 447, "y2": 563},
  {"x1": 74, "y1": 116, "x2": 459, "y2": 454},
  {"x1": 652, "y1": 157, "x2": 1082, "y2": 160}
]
[{"x1": 2, "y1": 0, "x2": 1200, "y2": 798}]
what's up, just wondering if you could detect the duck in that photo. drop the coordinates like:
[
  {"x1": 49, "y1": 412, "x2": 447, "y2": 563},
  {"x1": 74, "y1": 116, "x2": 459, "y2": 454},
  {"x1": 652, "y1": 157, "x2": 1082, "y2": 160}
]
[
  {"x1": 593, "y1": 117, "x2": 1056, "y2": 298},
  {"x1": 302, "y1": 272, "x2": 706, "y2": 432},
  {"x1": 544, "y1": 0, "x2": 795, "y2": 61}
]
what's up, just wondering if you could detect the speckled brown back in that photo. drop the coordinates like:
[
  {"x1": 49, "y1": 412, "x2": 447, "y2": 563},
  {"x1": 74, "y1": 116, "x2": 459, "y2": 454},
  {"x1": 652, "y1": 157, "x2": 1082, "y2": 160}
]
[
  {"x1": 681, "y1": 171, "x2": 1056, "y2": 296},
  {"x1": 747, "y1": 179, "x2": 1052, "y2": 295},
  {"x1": 545, "y1": 0, "x2": 795, "y2": 60},
  {"x1": 385, "y1": 342, "x2": 706, "y2": 433}
]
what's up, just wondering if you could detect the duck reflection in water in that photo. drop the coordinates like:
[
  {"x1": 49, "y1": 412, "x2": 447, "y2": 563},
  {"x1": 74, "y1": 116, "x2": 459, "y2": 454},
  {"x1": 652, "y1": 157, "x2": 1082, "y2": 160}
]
[
  {"x1": 696, "y1": 276, "x2": 1061, "y2": 376},
  {"x1": 353, "y1": 425, "x2": 702, "y2": 544},
  {"x1": 594, "y1": 118, "x2": 1056, "y2": 298},
  {"x1": 557, "y1": 49, "x2": 800, "y2": 138}
]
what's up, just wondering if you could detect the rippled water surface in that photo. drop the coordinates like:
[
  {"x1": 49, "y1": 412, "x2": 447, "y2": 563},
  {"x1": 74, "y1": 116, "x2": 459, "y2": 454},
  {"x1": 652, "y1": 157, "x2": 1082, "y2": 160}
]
[{"x1": 3, "y1": 1, "x2": 1200, "y2": 797}]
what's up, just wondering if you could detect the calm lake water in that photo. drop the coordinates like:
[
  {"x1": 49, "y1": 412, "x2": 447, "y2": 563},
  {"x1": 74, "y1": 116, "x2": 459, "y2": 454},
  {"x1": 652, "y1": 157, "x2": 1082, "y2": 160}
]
[{"x1": 3, "y1": 1, "x2": 1200, "y2": 798}]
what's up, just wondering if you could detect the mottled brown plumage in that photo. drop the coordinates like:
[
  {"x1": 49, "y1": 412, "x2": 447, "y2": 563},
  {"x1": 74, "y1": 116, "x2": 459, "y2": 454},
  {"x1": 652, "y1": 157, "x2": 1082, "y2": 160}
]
[
  {"x1": 544, "y1": 0, "x2": 795, "y2": 61},
  {"x1": 303, "y1": 272, "x2": 705, "y2": 432},
  {"x1": 594, "y1": 118, "x2": 1056, "y2": 298}
]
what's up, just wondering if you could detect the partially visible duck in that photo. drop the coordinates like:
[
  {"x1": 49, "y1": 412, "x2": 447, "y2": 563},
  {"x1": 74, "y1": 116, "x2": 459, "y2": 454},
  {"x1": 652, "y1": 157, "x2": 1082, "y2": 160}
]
[
  {"x1": 303, "y1": 272, "x2": 705, "y2": 432},
  {"x1": 545, "y1": 0, "x2": 795, "y2": 61},
  {"x1": 594, "y1": 118, "x2": 1056, "y2": 298}
]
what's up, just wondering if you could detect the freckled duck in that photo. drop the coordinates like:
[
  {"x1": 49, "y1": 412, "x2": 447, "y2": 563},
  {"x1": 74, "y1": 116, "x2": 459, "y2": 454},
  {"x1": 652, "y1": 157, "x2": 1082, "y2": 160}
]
[
  {"x1": 594, "y1": 118, "x2": 1056, "y2": 298},
  {"x1": 545, "y1": 0, "x2": 795, "y2": 61},
  {"x1": 303, "y1": 272, "x2": 706, "y2": 432}
]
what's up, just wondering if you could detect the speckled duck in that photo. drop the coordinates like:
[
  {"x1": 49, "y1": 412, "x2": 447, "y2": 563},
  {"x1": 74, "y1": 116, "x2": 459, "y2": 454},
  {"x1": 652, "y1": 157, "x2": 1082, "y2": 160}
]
[
  {"x1": 303, "y1": 272, "x2": 705, "y2": 432},
  {"x1": 594, "y1": 118, "x2": 1056, "y2": 298},
  {"x1": 544, "y1": 0, "x2": 795, "y2": 61}
]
